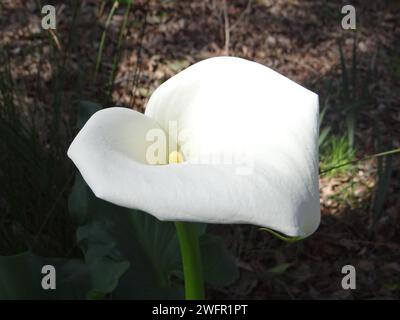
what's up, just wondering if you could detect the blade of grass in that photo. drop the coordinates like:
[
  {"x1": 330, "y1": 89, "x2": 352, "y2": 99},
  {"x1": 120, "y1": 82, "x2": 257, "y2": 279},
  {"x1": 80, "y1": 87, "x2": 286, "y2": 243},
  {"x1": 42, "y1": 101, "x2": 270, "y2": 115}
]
[
  {"x1": 0, "y1": 51, "x2": 15, "y2": 114},
  {"x1": 319, "y1": 127, "x2": 331, "y2": 149},
  {"x1": 319, "y1": 96, "x2": 331, "y2": 149},
  {"x1": 370, "y1": 122, "x2": 394, "y2": 228},
  {"x1": 94, "y1": 0, "x2": 119, "y2": 82},
  {"x1": 108, "y1": 0, "x2": 133, "y2": 101},
  {"x1": 319, "y1": 96, "x2": 330, "y2": 130},
  {"x1": 346, "y1": 107, "x2": 355, "y2": 149},
  {"x1": 320, "y1": 148, "x2": 400, "y2": 175},
  {"x1": 128, "y1": 4, "x2": 148, "y2": 109},
  {"x1": 351, "y1": 31, "x2": 357, "y2": 101},
  {"x1": 337, "y1": 39, "x2": 349, "y2": 103}
]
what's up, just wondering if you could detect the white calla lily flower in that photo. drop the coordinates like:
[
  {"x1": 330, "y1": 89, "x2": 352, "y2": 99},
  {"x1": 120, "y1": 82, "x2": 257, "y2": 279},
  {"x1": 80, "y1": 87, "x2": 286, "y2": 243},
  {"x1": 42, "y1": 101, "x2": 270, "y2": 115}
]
[{"x1": 68, "y1": 57, "x2": 320, "y2": 237}]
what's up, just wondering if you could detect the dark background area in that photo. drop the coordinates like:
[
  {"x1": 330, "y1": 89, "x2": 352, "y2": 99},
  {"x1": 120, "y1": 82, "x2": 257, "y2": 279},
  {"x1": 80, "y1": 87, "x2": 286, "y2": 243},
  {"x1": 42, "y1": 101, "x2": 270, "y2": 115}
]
[{"x1": 0, "y1": 0, "x2": 399, "y2": 299}]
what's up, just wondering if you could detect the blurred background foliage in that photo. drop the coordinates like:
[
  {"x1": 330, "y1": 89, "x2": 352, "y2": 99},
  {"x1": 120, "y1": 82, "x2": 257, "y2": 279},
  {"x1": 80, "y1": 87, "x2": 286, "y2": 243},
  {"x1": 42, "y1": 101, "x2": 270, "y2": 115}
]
[{"x1": 0, "y1": 0, "x2": 399, "y2": 299}]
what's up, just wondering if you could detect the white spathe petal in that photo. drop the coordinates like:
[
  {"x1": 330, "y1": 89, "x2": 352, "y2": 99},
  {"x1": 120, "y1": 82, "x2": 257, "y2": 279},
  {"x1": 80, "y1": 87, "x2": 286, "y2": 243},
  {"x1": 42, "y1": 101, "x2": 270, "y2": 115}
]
[
  {"x1": 68, "y1": 57, "x2": 320, "y2": 237},
  {"x1": 145, "y1": 56, "x2": 320, "y2": 236},
  {"x1": 68, "y1": 107, "x2": 166, "y2": 200}
]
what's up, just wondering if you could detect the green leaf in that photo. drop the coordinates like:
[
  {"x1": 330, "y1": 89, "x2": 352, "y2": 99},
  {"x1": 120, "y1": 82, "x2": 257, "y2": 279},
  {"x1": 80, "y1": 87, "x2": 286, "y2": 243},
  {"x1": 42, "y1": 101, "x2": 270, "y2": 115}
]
[
  {"x1": 0, "y1": 252, "x2": 92, "y2": 299},
  {"x1": 200, "y1": 235, "x2": 239, "y2": 286},
  {"x1": 68, "y1": 173, "x2": 89, "y2": 224},
  {"x1": 88, "y1": 257, "x2": 130, "y2": 294},
  {"x1": 69, "y1": 176, "x2": 238, "y2": 298},
  {"x1": 76, "y1": 100, "x2": 102, "y2": 129},
  {"x1": 196, "y1": 223, "x2": 208, "y2": 236},
  {"x1": 71, "y1": 179, "x2": 183, "y2": 298},
  {"x1": 113, "y1": 211, "x2": 183, "y2": 298}
]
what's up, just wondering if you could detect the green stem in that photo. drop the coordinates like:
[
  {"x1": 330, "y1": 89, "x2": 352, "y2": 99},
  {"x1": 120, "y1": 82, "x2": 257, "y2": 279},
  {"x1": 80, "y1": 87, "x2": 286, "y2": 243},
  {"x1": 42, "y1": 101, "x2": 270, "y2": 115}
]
[{"x1": 175, "y1": 221, "x2": 205, "y2": 300}]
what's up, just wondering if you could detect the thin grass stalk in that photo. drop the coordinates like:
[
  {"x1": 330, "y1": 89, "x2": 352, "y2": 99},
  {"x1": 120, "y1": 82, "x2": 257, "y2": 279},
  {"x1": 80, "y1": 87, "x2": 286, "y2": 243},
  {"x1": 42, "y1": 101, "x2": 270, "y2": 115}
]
[
  {"x1": 320, "y1": 148, "x2": 400, "y2": 175},
  {"x1": 94, "y1": 0, "x2": 119, "y2": 82},
  {"x1": 108, "y1": 0, "x2": 133, "y2": 102}
]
